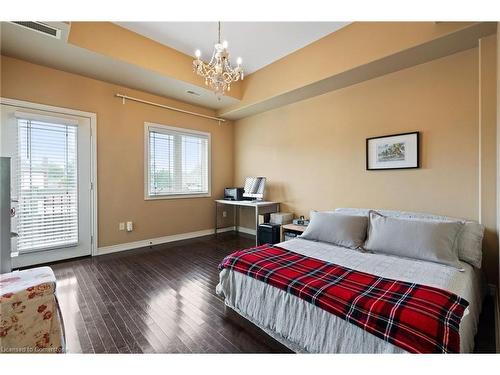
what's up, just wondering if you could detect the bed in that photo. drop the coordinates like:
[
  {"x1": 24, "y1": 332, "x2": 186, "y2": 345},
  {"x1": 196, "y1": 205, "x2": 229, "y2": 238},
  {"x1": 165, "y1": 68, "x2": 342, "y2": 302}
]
[{"x1": 216, "y1": 209, "x2": 486, "y2": 354}]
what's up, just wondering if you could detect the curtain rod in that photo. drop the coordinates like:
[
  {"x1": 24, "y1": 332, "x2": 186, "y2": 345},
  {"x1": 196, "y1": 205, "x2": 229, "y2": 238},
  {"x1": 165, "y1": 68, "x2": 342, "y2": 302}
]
[{"x1": 115, "y1": 93, "x2": 226, "y2": 123}]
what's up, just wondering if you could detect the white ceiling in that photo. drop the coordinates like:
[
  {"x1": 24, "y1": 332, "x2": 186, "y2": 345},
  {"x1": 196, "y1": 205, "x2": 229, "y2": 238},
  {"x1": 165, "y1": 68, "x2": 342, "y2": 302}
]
[{"x1": 115, "y1": 22, "x2": 350, "y2": 74}]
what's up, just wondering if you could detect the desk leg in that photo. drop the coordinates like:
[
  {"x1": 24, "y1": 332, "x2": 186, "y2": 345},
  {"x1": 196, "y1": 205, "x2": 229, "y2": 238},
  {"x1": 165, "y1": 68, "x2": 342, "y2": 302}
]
[
  {"x1": 234, "y1": 205, "x2": 237, "y2": 234},
  {"x1": 255, "y1": 206, "x2": 259, "y2": 246},
  {"x1": 214, "y1": 201, "x2": 218, "y2": 237},
  {"x1": 237, "y1": 206, "x2": 240, "y2": 234}
]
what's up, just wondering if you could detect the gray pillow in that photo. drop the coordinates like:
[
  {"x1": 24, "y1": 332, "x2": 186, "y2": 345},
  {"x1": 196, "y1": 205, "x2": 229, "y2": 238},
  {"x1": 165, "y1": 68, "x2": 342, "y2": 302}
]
[
  {"x1": 364, "y1": 210, "x2": 463, "y2": 269},
  {"x1": 335, "y1": 208, "x2": 484, "y2": 268},
  {"x1": 457, "y1": 222, "x2": 484, "y2": 268},
  {"x1": 300, "y1": 212, "x2": 368, "y2": 249}
]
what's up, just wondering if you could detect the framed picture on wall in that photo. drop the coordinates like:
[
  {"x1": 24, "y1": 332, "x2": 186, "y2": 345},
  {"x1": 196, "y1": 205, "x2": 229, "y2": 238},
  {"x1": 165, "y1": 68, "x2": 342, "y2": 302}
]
[{"x1": 366, "y1": 132, "x2": 419, "y2": 170}]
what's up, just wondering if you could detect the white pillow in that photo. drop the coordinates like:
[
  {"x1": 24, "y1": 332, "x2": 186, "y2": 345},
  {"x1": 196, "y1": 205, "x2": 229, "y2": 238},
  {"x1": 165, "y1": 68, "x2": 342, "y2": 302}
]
[{"x1": 335, "y1": 208, "x2": 484, "y2": 268}]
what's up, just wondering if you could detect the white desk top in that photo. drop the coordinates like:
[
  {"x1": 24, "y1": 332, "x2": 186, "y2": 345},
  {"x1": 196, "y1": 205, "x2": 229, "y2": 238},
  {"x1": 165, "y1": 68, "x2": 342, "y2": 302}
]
[{"x1": 215, "y1": 199, "x2": 279, "y2": 207}]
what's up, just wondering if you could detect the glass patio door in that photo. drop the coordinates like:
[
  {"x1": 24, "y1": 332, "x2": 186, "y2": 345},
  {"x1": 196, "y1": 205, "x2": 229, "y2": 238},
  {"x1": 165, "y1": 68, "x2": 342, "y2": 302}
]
[{"x1": 1, "y1": 103, "x2": 92, "y2": 267}]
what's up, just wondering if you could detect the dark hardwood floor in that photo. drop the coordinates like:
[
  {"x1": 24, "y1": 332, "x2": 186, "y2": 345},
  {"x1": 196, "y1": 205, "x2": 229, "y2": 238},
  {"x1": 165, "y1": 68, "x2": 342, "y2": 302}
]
[
  {"x1": 51, "y1": 232, "x2": 289, "y2": 353},
  {"x1": 48, "y1": 232, "x2": 496, "y2": 353}
]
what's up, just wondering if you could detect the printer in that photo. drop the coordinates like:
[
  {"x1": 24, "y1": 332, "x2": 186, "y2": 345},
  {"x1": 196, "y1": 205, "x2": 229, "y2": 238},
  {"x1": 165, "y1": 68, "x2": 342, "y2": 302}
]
[{"x1": 224, "y1": 187, "x2": 244, "y2": 201}]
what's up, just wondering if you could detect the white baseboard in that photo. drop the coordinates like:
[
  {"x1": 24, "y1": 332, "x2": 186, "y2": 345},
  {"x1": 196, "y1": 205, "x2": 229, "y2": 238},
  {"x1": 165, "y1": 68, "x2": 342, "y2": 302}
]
[
  {"x1": 217, "y1": 227, "x2": 237, "y2": 234},
  {"x1": 236, "y1": 226, "x2": 256, "y2": 235},
  {"x1": 215, "y1": 226, "x2": 256, "y2": 235},
  {"x1": 214, "y1": 226, "x2": 256, "y2": 235},
  {"x1": 96, "y1": 226, "x2": 253, "y2": 256}
]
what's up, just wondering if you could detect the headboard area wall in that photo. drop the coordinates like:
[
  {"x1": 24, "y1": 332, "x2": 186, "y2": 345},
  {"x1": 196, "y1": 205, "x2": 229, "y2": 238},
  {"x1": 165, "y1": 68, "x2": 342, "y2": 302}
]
[{"x1": 234, "y1": 43, "x2": 499, "y2": 285}]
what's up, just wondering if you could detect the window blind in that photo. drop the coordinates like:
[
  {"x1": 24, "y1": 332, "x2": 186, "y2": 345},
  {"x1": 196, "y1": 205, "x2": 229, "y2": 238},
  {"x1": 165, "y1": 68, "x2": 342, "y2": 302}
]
[
  {"x1": 15, "y1": 118, "x2": 78, "y2": 253},
  {"x1": 147, "y1": 125, "x2": 209, "y2": 197}
]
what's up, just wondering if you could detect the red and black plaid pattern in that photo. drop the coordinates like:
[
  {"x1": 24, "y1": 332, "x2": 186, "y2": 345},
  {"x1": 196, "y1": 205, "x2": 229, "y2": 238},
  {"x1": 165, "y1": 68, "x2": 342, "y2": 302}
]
[{"x1": 219, "y1": 244, "x2": 469, "y2": 353}]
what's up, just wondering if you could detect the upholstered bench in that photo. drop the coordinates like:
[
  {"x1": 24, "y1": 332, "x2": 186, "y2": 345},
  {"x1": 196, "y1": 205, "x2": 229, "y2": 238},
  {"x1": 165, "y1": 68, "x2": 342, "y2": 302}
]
[{"x1": 0, "y1": 266, "x2": 65, "y2": 353}]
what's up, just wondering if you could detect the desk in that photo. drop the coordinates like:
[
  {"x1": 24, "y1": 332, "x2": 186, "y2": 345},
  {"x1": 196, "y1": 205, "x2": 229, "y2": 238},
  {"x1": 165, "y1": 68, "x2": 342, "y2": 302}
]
[{"x1": 214, "y1": 200, "x2": 280, "y2": 246}]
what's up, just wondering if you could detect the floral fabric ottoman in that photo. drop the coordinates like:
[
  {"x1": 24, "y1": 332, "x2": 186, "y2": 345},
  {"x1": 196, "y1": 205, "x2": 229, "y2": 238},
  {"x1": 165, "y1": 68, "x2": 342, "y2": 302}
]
[{"x1": 0, "y1": 266, "x2": 65, "y2": 353}]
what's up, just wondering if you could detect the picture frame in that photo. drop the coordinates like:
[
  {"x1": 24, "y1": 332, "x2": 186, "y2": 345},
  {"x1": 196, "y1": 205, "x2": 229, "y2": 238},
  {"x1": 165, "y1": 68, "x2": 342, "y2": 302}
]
[{"x1": 366, "y1": 131, "x2": 419, "y2": 170}]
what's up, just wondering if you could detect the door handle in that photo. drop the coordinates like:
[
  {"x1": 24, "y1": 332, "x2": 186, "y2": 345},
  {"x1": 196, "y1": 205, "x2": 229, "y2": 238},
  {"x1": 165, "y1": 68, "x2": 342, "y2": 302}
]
[{"x1": 10, "y1": 232, "x2": 18, "y2": 238}]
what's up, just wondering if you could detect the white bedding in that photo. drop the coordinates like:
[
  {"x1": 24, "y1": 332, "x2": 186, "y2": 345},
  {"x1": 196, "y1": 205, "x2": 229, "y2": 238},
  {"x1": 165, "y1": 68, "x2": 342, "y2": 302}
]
[{"x1": 216, "y1": 238, "x2": 486, "y2": 353}]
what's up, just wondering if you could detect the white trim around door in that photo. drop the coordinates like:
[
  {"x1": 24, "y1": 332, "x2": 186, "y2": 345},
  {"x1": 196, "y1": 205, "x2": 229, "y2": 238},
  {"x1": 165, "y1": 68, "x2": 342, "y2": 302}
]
[{"x1": 0, "y1": 97, "x2": 98, "y2": 260}]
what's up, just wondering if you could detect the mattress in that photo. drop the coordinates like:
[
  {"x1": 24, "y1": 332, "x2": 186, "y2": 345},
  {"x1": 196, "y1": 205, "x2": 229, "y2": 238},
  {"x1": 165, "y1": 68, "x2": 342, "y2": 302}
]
[{"x1": 216, "y1": 238, "x2": 486, "y2": 353}]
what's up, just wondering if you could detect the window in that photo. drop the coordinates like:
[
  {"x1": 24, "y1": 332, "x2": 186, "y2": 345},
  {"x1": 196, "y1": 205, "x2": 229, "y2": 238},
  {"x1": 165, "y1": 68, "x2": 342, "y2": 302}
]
[
  {"x1": 145, "y1": 123, "x2": 210, "y2": 199},
  {"x1": 16, "y1": 117, "x2": 78, "y2": 253}
]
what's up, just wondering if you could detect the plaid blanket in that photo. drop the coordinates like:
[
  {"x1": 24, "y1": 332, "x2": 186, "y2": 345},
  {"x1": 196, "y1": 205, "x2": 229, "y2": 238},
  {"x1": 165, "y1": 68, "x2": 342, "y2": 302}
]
[{"x1": 219, "y1": 244, "x2": 469, "y2": 353}]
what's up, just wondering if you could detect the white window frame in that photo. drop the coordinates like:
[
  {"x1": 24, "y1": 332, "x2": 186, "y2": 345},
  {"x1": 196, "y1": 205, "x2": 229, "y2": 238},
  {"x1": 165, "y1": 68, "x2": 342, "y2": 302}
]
[{"x1": 144, "y1": 122, "x2": 211, "y2": 200}]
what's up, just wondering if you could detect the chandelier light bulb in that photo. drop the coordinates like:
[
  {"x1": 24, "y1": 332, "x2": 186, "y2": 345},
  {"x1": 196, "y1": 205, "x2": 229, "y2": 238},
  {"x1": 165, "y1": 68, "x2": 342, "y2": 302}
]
[
  {"x1": 195, "y1": 49, "x2": 201, "y2": 58},
  {"x1": 222, "y1": 40, "x2": 228, "y2": 49},
  {"x1": 237, "y1": 57, "x2": 242, "y2": 65}
]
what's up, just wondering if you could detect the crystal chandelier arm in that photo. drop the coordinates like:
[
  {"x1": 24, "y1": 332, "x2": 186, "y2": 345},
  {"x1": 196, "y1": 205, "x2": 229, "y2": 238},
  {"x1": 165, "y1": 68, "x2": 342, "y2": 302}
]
[
  {"x1": 222, "y1": 71, "x2": 241, "y2": 83},
  {"x1": 223, "y1": 59, "x2": 233, "y2": 71},
  {"x1": 196, "y1": 61, "x2": 216, "y2": 77},
  {"x1": 207, "y1": 50, "x2": 217, "y2": 66}
]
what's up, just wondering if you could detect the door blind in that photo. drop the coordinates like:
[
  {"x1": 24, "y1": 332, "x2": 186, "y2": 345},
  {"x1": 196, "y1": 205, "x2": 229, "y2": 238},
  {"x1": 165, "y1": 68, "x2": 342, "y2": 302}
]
[
  {"x1": 147, "y1": 125, "x2": 209, "y2": 197},
  {"x1": 16, "y1": 118, "x2": 78, "y2": 253}
]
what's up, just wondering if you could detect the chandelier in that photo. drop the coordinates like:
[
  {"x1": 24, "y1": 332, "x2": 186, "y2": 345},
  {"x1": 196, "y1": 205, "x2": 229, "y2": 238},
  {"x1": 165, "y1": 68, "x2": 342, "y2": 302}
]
[{"x1": 192, "y1": 22, "x2": 244, "y2": 96}]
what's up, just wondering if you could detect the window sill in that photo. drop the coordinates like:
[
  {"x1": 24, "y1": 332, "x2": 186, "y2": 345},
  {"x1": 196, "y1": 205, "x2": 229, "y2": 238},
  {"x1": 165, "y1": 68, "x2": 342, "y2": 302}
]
[{"x1": 144, "y1": 193, "x2": 212, "y2": 200}]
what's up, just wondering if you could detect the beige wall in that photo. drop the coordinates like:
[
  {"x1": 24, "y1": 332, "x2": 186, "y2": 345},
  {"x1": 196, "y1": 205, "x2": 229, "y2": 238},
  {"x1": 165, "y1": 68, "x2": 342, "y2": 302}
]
[
  {"x1": 1, "y1": 55, "x2": 234, "y2": 248},
  {"x1": 234, "y1": 47, "x2": 498, "y2": 285}
]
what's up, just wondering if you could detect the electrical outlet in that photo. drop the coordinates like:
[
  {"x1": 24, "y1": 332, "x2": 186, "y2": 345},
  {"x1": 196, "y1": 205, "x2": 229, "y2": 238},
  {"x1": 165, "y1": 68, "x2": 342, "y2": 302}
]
[
  {"x1": 119, "y1": 222, "x2": 125, "y2": 231},
  {"x1": 222, "y1": 211, "x2": 227, "y2": 218},
  {"x1": 126, "y1": 221, "x2": 133, "y2": 232}
]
